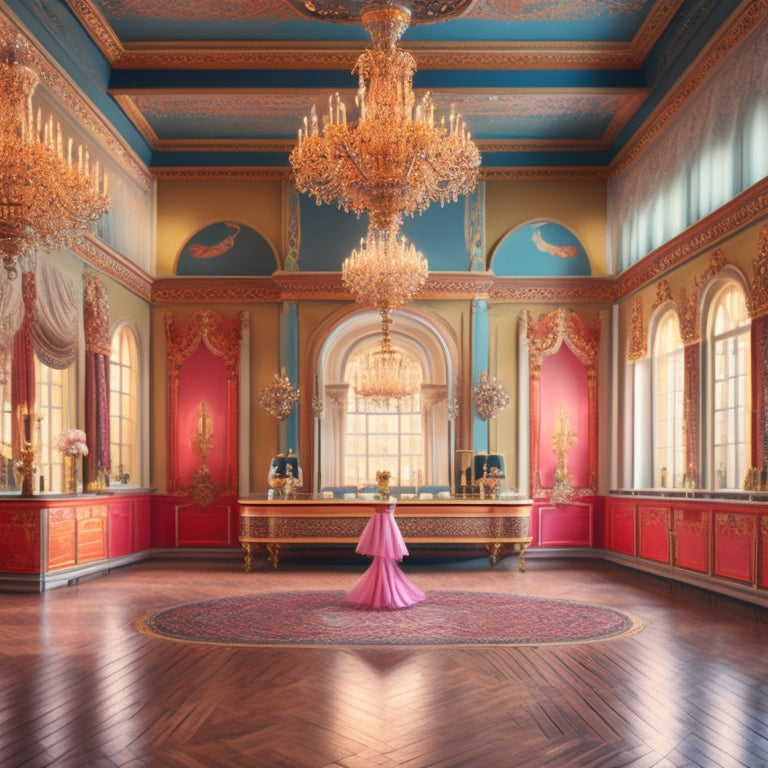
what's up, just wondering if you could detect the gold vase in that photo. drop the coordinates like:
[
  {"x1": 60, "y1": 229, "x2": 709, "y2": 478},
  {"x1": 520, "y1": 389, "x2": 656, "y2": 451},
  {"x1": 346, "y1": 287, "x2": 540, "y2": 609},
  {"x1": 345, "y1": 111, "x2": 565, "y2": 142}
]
[{"x1": 63, "y1": 454, "x2": 78, "y2": 494}]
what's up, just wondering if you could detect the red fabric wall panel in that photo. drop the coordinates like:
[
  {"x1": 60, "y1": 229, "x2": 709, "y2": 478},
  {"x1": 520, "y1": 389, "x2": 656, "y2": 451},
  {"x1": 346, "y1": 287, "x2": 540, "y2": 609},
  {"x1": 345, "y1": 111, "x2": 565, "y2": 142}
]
[{"x1": 638, "y1": 505, "x2": 670, "y2": 563}]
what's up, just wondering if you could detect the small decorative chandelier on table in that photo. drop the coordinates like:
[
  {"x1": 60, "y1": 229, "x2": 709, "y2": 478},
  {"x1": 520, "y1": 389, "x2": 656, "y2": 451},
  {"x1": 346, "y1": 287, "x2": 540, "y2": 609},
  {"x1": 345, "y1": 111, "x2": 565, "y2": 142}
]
[{"x1": 0, "y1": 36, "x2": 110, "y2": 280}]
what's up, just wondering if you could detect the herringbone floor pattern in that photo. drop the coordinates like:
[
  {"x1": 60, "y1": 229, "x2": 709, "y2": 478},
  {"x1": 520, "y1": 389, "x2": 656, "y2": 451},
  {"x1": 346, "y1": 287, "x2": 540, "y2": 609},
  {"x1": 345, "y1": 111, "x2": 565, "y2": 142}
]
[{"x1": 1, "y1": 555, "x2": 768, "y2": 767}]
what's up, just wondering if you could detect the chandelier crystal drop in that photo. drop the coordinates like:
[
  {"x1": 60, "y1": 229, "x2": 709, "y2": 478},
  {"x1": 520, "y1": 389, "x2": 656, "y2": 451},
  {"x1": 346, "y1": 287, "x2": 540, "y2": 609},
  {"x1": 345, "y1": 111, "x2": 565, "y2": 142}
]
[
  {"x1": 289, "y1": 4, "x2": 481, "y2": 232},
  {"x1": 0, "y1": 37, "x2": 110, "y2": 280}
]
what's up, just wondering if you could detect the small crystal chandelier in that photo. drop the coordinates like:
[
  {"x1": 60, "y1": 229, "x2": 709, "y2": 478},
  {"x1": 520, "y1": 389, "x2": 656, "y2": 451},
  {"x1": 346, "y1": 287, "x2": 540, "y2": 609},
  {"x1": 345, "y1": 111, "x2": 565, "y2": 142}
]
[
  {"x1": 473, "y1": 372, "x2": 510, "y2": 420},
  {"x1": 0, "y1": 36, "x2": 110, "y2": 280},
  {"x1": 342, "y1": 226, "x2": 428, "y2": 313},
  {"x1": 353, "y1": 336, "x2": 420, "y2": 406},
  {"x1": 290, "y1": 3, "x2": 480, "y2": 233},
  {"x1": 259, "y1": 371, "x2": 300, "y2": 422}
]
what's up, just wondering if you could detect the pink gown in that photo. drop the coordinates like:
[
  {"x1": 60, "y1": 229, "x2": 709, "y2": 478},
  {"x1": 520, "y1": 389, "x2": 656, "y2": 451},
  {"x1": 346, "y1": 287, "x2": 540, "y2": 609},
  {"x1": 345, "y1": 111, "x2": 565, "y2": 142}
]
[{"x1": 347, "y1": 502, "x2": 426, "y2": 610}]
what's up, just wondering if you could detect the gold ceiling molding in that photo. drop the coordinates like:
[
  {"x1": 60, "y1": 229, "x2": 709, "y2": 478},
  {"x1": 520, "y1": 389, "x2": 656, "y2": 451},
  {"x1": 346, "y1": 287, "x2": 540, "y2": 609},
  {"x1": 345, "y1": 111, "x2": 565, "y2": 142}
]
[
  {"x1": 149, "y1": 165, "x2": 610, "y2": 182},
  {"x1": 614, "y1": 177, "x2": 768, "y2": 301},
  {"x1": 152, "y1": 277, "x2": 280, "y2": 305},
  {"x1": 490, "y1": 277, "x2": 615, "y2": 305},
  {"x1": 479, "y1": 166, "x2": 610, "y2": 182},
  {"x1": 79, "y1": 235, "x2": 152, "y2": 301},
  {"x1": 106, "y1": 44, "x2": 651, "y2": 73},
  {"x1": 611, "y1": 0, "x2": 768, "y2": 177},
  {"x1": 150, "y1": 166, "x2": 291, "y2": 182}
]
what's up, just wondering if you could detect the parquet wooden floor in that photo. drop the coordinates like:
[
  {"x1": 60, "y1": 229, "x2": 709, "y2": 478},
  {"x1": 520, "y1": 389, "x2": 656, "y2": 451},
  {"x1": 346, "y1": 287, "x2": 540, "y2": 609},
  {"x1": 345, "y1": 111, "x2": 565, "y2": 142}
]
[{"x1": 2, "y1": 554, "x2": 768, "y2": 768}]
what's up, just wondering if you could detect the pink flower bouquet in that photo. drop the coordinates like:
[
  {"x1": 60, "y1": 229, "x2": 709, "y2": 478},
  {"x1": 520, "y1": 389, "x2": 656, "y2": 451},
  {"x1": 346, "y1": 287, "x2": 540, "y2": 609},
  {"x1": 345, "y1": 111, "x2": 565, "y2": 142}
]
[{"x1": 56, "y1": 429, "x2": 89, "y2": 456}]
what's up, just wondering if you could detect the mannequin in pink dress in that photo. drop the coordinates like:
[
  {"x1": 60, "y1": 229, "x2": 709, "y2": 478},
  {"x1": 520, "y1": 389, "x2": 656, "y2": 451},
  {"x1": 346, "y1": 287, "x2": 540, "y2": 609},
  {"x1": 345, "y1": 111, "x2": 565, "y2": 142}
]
[{"x1": 347, "y1": 502, "x2": 426, "y2": 610}]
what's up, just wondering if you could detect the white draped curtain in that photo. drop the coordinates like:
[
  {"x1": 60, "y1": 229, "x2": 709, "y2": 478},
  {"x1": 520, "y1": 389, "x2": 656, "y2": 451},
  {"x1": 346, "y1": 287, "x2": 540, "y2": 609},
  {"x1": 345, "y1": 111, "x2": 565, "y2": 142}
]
[
  {"x1": 32, "y1": 260, "x2": 79, "y2": 369},
  {"x1": 610, "y1": 17, "x2": 768, "y2": 271}
]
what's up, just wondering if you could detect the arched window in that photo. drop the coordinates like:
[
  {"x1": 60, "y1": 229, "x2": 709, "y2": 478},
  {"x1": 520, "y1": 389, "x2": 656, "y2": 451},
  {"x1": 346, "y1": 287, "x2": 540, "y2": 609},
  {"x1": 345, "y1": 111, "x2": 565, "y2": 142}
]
[
  {"x1": 35, "y1": 359, "x2": 71, "y2": 493},
  {"x1": 652, "y1": 310, "x2": 684, "y2": 488},
  {"x1": 110, "y1": 322, "x2": 140, "y2": 485},
  {"x1": 706, "y1": 281, "x2": 750, "y2": 490},
  {"x1": 344, "y1": 349, "x2": 424, "y2": 488}
]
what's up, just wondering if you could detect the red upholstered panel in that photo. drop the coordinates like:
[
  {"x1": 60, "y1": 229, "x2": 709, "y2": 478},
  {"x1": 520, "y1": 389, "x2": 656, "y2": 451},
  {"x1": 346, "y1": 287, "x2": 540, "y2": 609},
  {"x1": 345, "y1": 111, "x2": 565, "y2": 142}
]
[
  {"x1": 673, "y1": 507, "x2": 710, "y2": 573},
  {"x1": 638, "y1": 505, "x2": 670, "y2": 563},
  {"x1": 539, "y1": 503, "x2": 592, "y2": 547},
  {"x1": 606, "y1": 500, "x2": 635, "y2": 555},
  {"x1": 714, "y1": 512, "x2": 755, "y2": 583},
  {"x1": 108, "y1": 502, "x2": 132, "y2": 558}
]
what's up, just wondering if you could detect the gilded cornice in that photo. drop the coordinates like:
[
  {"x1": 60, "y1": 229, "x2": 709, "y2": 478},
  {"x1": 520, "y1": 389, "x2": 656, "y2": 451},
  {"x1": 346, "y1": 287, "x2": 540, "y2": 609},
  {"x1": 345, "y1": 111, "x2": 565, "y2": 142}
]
[
  {"x1": 151, "y1": 166, "x2": 291, "y2": 181},
  {"x1": 612, "y1": 1, "x2": 768, "y2": 176},
  {"x1": 79, "y1": 235, "x2": 152, "y2": 301},
  {"x1": 614, "y1": 178, "x2": 768, "y2": 301},
  {"x1": 479, "y1": 167, "x2": 611, "y2": 182},
  {"x1": 490, "y1": 277, "x2": 615, "y2": 304},
  {"x1": 151, "y1": 165, "x2": 612, "y2": 183},
  {"x1": 152, "y1": 277, "x2": 281, "y2": 304}
]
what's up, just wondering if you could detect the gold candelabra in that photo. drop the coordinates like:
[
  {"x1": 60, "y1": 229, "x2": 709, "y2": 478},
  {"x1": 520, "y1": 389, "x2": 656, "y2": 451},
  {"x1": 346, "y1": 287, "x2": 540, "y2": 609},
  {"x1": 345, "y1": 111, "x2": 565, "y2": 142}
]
[{"x1": 0, "y1": 36, "x2": 110, "y2": 280}]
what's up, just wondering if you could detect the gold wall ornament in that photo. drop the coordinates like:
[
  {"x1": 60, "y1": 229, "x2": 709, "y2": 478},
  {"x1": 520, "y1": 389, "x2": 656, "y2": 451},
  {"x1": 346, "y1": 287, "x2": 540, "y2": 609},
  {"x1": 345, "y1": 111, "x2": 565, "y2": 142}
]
[
  {"x1": 290, "y1": 4, "x2": 480, "y2": 232},
  {"x1": 473, "y1": 371, "x2": 510, "y2": 421},
  {"x1": 0, "y1": 36, "x2": 110, "y2": 280},
  {"x1": 260, "y1": 371, "x2": 300, "y2": 421},
  {"x1": 550, "y1": 404, "x2": 577, "y2": 505}
]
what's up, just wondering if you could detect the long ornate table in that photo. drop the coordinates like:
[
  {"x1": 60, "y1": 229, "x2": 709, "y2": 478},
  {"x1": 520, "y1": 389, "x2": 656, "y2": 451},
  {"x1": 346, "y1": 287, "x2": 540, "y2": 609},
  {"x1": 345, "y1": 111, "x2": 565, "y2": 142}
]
[{"x1": 238, "y1": 497, "x2": 532, "y2": 571}]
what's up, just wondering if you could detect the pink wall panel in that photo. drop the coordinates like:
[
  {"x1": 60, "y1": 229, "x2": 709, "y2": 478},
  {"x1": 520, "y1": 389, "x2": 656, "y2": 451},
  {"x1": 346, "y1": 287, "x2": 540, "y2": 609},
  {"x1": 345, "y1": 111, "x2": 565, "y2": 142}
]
[
  {"x1": 539, "y1": 503, "x2": 593, "y2": 547},
  {"x1": 176, "y1": 345, "x2": 229, "y2": 489},
  {"x1": 538, "y1": 346, "x2": 590, "y2": 488}
]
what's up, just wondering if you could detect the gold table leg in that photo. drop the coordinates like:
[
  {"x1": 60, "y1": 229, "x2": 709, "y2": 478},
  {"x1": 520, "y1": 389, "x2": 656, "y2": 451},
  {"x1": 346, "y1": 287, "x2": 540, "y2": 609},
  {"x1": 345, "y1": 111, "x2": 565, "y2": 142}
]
[{"x1": 266, "y1": 543, "x2": 281, "y2": 569}]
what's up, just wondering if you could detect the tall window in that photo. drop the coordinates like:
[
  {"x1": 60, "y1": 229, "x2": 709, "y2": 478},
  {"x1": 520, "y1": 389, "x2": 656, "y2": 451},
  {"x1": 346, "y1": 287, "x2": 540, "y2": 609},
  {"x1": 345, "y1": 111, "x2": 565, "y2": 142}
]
[
  {"x1": 35, "y1": 359, "x2": 69, "y2": 493},
  {"x1": 343, "y1": 351, "x2": 424, "y2": 488},
  {"x1": 653, "y1": 310, "x2": 685, "y2": 488},
  {"x1": 110, "y1": 323, "x2": 139, "y2": 484},
  {"x1": 708, "y1": 283, "x2": 750, "y2": 490}
]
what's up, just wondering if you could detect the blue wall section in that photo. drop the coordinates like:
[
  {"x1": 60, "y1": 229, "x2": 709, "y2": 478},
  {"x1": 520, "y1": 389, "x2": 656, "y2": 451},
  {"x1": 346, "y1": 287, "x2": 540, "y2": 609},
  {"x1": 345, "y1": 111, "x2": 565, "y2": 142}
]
[
  {"x1": 280, "y1": 303, "x2": 300, "y2": 458},
  {"x1": 492, "y1": 222, "x2": 591, "y2": 277},
  {"x1": 471, "y1": 300, "x2": 489, "y2": 453},
  {"x1": 298, "y1": 197, "x2": 470, "y2": 271},
  {"x1": 176, "y1": 222, "x2": 277, "y2": 275}
]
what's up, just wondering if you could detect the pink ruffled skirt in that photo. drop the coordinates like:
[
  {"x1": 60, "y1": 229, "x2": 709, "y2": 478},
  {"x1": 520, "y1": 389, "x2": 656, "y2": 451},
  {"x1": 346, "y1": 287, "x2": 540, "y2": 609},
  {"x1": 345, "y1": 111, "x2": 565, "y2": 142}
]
[{"x1": 348, "y1": 504, "x2": 425, "y2": 610}]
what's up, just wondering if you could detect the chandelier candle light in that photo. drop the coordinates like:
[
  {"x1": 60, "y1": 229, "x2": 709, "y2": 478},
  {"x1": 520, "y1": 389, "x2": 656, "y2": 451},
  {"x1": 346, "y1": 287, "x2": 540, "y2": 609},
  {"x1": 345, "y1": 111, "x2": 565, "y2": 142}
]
[{"x1": 0, "y1": 36, "x2": 110, "y2": 280}]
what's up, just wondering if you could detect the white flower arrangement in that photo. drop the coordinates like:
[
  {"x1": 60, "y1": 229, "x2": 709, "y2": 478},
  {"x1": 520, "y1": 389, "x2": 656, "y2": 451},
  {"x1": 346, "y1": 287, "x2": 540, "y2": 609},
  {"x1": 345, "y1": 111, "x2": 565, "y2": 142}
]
[{"x1": 56, "y1": 429, "x2": 89, "y2": 457}]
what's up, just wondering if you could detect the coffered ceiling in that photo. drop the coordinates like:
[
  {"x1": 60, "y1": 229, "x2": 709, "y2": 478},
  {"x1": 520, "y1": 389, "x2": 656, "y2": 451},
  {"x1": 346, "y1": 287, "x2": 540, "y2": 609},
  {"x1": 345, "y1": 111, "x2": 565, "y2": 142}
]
[{"x1": 5, "y1": 0, "x2": 754, "y2": 176}]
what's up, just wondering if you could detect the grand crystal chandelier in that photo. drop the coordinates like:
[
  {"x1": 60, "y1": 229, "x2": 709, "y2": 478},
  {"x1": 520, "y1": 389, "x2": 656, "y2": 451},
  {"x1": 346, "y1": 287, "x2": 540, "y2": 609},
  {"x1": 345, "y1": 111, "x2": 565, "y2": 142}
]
[
  {"x1": 0, "y1": 37, "x2": 110, "y2": 280},
  {"x1": 289, "y1": 3, "x2": 480, "y2": 232}
]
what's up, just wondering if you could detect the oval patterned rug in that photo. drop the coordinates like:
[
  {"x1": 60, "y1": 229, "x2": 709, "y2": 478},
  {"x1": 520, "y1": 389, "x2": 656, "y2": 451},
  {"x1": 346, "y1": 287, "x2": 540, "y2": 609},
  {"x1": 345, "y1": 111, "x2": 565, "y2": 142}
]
[{"x1": 135, "y1": 591, "x2": 644, "y2": 647}]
